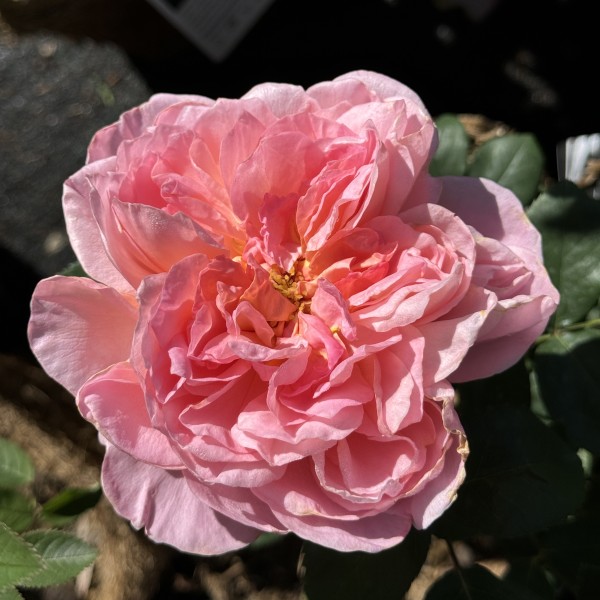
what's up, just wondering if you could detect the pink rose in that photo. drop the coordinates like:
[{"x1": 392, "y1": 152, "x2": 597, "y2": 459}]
[{"x1": 28, "y1": 71, "x2": 558, "y2": 553}]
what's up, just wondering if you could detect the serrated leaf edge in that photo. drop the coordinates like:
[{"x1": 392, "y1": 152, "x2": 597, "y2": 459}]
[
  {"x1": 17, "y1": 529, "x2": 97, "y2": 589},
  {"x1": 0, "y1": 585, "x2": 25, "y2": 600},
  {"x1": 0, "y1": 523, "x2": 45, "y2": 588}
]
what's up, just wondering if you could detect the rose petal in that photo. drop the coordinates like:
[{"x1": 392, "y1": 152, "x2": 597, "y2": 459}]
[
  {"x1": 332, "y1": 70, "x2": 429, "y2": 111},
  {"x1": 102, "y1": 445, "x2": 260, "y2": 553},
  {"x1": 87, "y1": 93, "x2": 213, "y2": 162},
  {"x1": 77, "y1": 361, "x2": 182, "y2": 467},
  {"x1": 88, "y1": 194, "x2": 220, "y2": 289},
  {"x1": 63, "y1": 162, "x2": 133, "y2": 293},
  {"x1": 255, "y1": 460, "x2": 413, "y2": 552},
  {"x1": 28, "y1": 276, "x2": 137, "y2": 395}
]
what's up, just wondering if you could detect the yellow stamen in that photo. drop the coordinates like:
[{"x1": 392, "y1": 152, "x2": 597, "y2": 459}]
[{"x1": 269, "y1": 258, "x2": 311, "y2": 314}]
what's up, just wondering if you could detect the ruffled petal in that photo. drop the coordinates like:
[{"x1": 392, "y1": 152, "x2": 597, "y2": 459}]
[
  {"x1": 77, "y1": 361, "x2": 182, "y2": 468},
  {"x1": 88, "y1": 93, "x2": 213, "y2": 162},
  {"x1": 28, "y1": 276, "x2": 137, "y2": 395},
  {"x1": 63, "y1": 162, "x2": 133, "y2": 293},
  {"x1": 332, "y1": 70, "x2": 429, "y2": 112},
  {"x1": 254, "y1": 460, "x2": 413, "y2": 553},
  {"x1": 102, "y1": 445, "x2": 260, "y2": 554}
]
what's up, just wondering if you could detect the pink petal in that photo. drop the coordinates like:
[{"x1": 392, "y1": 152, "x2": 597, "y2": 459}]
[
  {"x1": 314, "y1": 434, "x2": 422, "y2": 502},
  {"x1": 87, "y1": 93, "x2": 213, "y2": 162},
  {"x1": 436, "y1": 176, "x2": 541, "y2": 253},
  {"x1": 102, "y1": 445, "x2": 260, "y2": 554},
  {"x1": 256, "y1": 193, "x2": 302, "y2": 269},
  {"x1": 231, "y1": 127, "x2": 325, "y2": 229},
  {"x1": 308, "y1": 78, "x2": 374, "y2": 118},
  {"x1": 219, "y1": 106, "x2": 273, "y2": 189},
  {"x1": 183, "y1": 473, "x2": 286, "y2": 533},
  {"x1": 337, "y1": 99, "x2": 436, "y2": 213},
  {"x1": 450, "y1": 294, "x2": 558, "y2": 382},
  {"x1": 255, "y1": 460, "x2": 412, "y2": 552},
  {"x1": 332, "y1": 70, "x2": 429, "y2": 111},
  {"x1": 419, "y1": 286, "x2": 496, "y2": 383},
  {"x1": 298, "y1": 129, "x2": 386, "y2": 249},
  {"x1": 407, "y1": 401, "x2": 467, "y2": 529},
  {"x1": 28, "y1": 276, "x2": 137, "y2": 395},
  {"x1": 278, "y1": 509, "x2": 412, "y2": 553},
  {"x1": 437, "y1": 175, "x2": 557, "y2": 301},
  {"x1": 89, "y1": 193, "x2": 220, "y2": 289},
  {"x1": 435, "y1": 176, "x2": 559, "y2": 379},
  {"x1": 368, "y1": 328, "x2": 426, "y2": 434},
  {"x1": 63, "y1": 162, "x2": 133, "y2": 293},
  {"x1": 242, "y1": 82, "x2": 319, "y2": 117},
  {"x1": 310, "y1": 279, "x2": 356, "y2": 341},
  {"x1": 77, "y1": 361, "x2": 182, "y2": 468}
]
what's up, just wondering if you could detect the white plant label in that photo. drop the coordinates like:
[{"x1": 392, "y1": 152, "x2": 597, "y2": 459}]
[{"x1": 146, "y1": 0, "x2": 277, "y2": 62}]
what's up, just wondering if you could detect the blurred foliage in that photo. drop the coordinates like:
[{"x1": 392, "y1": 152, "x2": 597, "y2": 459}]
[{"x1": 0, "y1": 438, "x2": 98, "y2": 598}]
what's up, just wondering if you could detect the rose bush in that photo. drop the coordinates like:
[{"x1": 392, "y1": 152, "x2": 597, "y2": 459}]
[{"x1": 28, "y1": 70, "x2": 558, "y2": 553}]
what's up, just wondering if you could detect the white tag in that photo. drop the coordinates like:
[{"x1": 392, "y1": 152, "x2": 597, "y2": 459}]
[{"x1": 146, "y1": 0, "x2": 277, "y2": 63}]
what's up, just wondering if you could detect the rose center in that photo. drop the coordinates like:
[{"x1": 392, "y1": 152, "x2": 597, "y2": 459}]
[{"x1": 269, "y1": 258, "x2": 312, "y2": 314}]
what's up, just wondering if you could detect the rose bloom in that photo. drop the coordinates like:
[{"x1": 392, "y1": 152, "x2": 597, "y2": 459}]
[{"x1": 28, "y1": 71, "x2": 558, "y2": 553}]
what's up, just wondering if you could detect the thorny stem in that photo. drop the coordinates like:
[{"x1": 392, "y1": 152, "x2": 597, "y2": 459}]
[
  {"x1": 535, "y1": 317, "x2": 600, "y2": 345},
  {"x1": 445, "y1": 539, "x2": 474, "y2": 600}
]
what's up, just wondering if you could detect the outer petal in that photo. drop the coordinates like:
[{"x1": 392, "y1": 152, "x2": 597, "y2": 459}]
[
  {"x1": 436, "y1": 176, "x2": 559, "y2": 379},
  {"x1": 449, "y1": 294, "x2": 557, "y2": 382},
  {"x1": 77, "y1": 361, "x2": 182, "y2": 468},
  {"x1": 102, "y1": 445, "x2": 260, "y2": 554},
  {"x1": 63, "y1": 163, "x2": 133, "y2": 293},
  {"x1": 87, "y1": 93, "x2": 214, "y2": 162},
  {"x1": 278, "y1": 509, "x2": 412, "y2": 553},
  {"x1": 436, "y1": 177, "x2": 542, "y2": 255},
  {"x1": 435, "y1": 176, "x2": 558, "y2": 305},
  {"x1": 241, "y1": 82, "x2": 319, "y2": 117},
  {"x1": 331, "y1": 70, "x2": 429, "y2": 112},
  {"x1": 28, "y1": 276, "x2": 137, "y2": 395},
  {"x1": 407, "y1": 397, "x2": 468, "y2": 528},
  {"x1": 88, "y1": 195, "x2": 221, "y2": 289},
  {"x1": 254, "y1": 461, "x2": 412, "y2": 553}
]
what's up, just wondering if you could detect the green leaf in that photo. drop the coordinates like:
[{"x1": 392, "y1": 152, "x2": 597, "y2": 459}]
[
  {"x1": 456, "y1": 359, "x2": 532, "y2": 408},
  {"x1": 20, "y1": 530, "x2": 96, "y2": 588},
  {"x1": 433, "y1": 400, "x2": 584, "y2": 540},
  {"x1": 0, "y1": 439, "x2": 34, "y2": 490},
  {"x1": 58, "y1": 261, "x2": 88, "y2": 277},
  {"x1": 504, "y1": 559, "x2": 556, "y2": 600},
  {"x1": 0, "y1": 523, "x2": 43, "y2": 588},
  {"x1": 302, "y1": 528, "x2": 430, "y2": 600},
  {"x1": 527, "y1": 181, "x2": 600, "y2": 327},
  {"x1": 533, "y1": 329, "x2": 600, "y2": 454},
  {"x1": 247, "y1": 532, "x2": 287, "y2": 551},
  {"x1": 0, "y1": 490, "x2": 35, "y2": 533},
  {"x1": 586, "y1": 301, "x2": 600, "y2": 321},
  {"x1": 538, "y1": 516, "x2": 600, "y2": 592},
  {"x1": 466, "y1": 133, "x2": 544, "y2": 205},
  {"x1": 0, "y1": 587, "x2": 25, "y2": 600},
  {"x1": 576, "y1": 563, "x2": 600, "y2": 600},
  {"x1": 425, "y1": 564, "x2": 527, "y2": 600},
  {"x1": 41, "y1": 485, "x2": 102, "y2": 526},
  {"x1": 429, "y1": 114, "x2": 469, "y2": 176}
]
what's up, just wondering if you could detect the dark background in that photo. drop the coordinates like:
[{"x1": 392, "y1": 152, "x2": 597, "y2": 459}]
[{"x1": 1, "y1": 0, "x2": 597, "y2": 360}]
